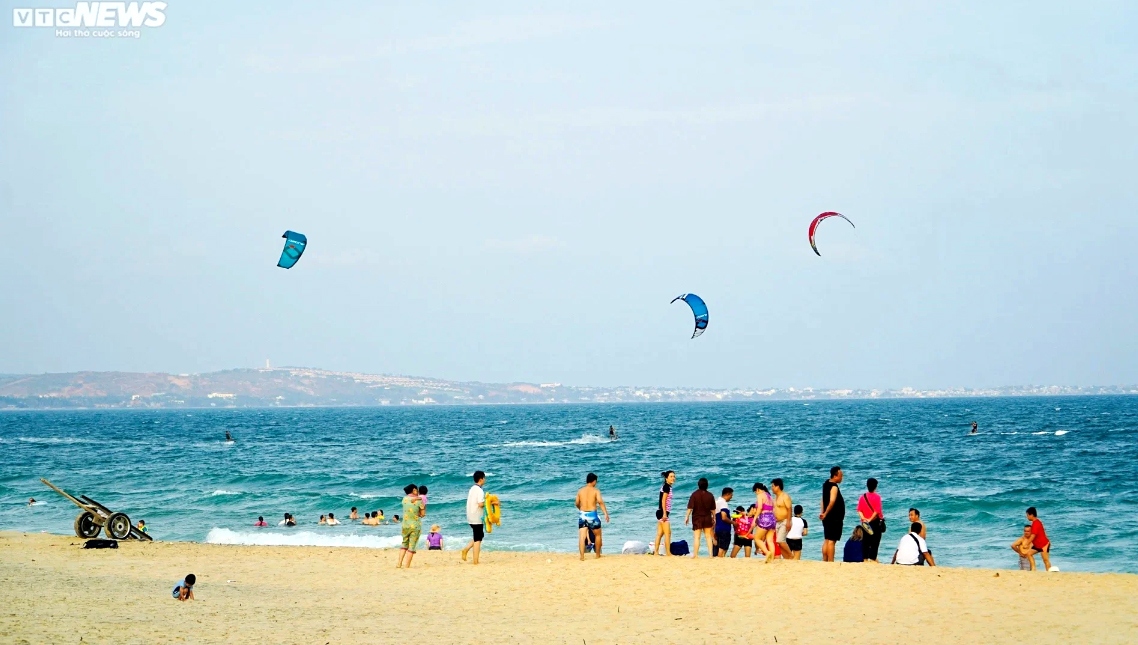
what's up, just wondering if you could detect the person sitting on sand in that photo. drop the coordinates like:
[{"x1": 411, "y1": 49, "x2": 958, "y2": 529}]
[
  {"x1": 326, "y1": 513, "x2": 340, "y2": 526},
  {"x1": 172, "y1": 574, "x2": 196, "y2": 601},
  {"x1": 319, "y1": 515, "x2": 327, "y2": 525},
  {"x1": 254, "y1": 516, "x2": 268, "y2": 527},
  {"x1": 350, "y1": 507, "x2": 359, "y2": 521},
  {"x1": 892, "y1": 522, "x2": 936, "y2": 566},
  {"x1": 136, "y1": 519, "x2": 148, "y2": 534},
  {"x1": 427, "y1": 525, "x2": 444, "y2": 550},
  {"x1": 843, "y1": 525, "x2": 865, "y2": 563},
  {"x1": 1011, "y1": 524, "x2": 1035, "y2": 570}
]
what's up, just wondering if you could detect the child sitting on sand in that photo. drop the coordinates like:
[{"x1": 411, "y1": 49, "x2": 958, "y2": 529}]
[
  {"x1": 172, "y1": 574, "x2": 195, "y2": 601},
  {"x1": 427, "y1": 525, "x2": 444, "y2": 550}
]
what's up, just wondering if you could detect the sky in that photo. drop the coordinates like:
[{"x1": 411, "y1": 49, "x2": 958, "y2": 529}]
[{"x1": 1, "y1": 1, "x2": 1136, "y2": 389}]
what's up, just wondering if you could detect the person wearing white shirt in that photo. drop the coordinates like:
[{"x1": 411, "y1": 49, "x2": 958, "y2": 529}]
[
  {"x1": 461, "y1": 471, "x2": 487, "y2": 565},
  {"x1": 892, "y1": 522, "x2": 937, "y2": 566}
]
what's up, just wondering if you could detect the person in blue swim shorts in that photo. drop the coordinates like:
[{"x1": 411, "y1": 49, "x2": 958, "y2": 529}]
[{"x1": 575, "y1": 472, "x2": 610, "y2": 560}]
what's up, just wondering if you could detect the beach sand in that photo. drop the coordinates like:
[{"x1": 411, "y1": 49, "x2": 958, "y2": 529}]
[{"x1": 2, "y1": 532, "x2": 1136, "y2": 644}]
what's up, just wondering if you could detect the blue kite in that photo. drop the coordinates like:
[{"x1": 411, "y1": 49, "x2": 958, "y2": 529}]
[
  {"x1": 671, "y1": 293, "x2": 709, "y2": 339},
  {"x1": 277, "y1": 231, "x2": 307, "y2": 269}
]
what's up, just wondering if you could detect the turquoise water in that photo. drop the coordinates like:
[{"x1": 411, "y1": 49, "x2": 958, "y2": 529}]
[{"x1": 1, "y1": 397, "x2": 1135, "y2": 572}]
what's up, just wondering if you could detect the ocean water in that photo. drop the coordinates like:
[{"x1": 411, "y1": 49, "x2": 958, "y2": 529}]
[{"x1": 1, "y1": 397, "x2": 1135, "y2": 572}]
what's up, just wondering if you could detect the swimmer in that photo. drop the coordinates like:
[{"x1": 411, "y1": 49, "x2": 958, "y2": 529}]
[
  {"x1": 609, "y1": 425, "x2": 618, "y2": 440},
  {"x1": 28, "y1": 498, "x2": 36, "y2": 506}
]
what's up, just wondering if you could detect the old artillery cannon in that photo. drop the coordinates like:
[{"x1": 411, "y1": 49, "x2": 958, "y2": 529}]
[{"x1": 40, "y1": 478, "x2": 152, "y2": 541}]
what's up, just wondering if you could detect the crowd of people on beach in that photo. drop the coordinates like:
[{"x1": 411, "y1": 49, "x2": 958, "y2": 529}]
[{"x1": 228, "y1": 465, "x2": 1054, "y2": 574}]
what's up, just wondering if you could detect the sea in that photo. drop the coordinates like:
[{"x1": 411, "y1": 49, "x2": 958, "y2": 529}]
[{"x1": 2, "y1": 397, "x2": 1135, "y2": 573}]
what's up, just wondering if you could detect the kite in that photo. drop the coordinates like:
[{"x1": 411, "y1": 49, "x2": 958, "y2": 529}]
[
  {"x1": 671, "y1": 293, "x2": 709, "y2": 339},
  {"x1": 808, "y1": 212, "x2": 854, "y2": 256},
  {"x1": 277, "y1": 230, "x2": 307, "y2": 269}
]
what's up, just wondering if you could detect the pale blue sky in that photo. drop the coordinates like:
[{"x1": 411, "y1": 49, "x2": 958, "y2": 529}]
[{"x1": 2, "y1": 1, "x2": 1136, "y2": 388}]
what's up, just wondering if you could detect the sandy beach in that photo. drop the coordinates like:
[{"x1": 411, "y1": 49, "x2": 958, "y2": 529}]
[{"x1": 2, "y1": 532, "x2": 1136, "y2": 644}]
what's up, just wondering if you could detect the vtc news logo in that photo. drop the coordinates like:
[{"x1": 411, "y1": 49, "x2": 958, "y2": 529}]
[{"x1": 12, "y1": 2, "x2": 167, "y2": 28}]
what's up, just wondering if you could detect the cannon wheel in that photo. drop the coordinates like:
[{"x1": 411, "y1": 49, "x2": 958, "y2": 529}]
[
  {"x1": 74, "y1": 511, "x2": 100, "y2": 538},
  {"x1": 104, "y1": 512, "x2": 131, "y2": 540}
]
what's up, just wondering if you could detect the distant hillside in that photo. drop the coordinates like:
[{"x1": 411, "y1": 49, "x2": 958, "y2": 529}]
[{"x1": 0, "y1": 368, "x2": 1134, "y2": 409}]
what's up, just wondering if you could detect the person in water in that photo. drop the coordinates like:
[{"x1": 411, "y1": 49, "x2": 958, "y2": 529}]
[
  {"x1": 350, "y1": 507, "x2": 359, "y2": 521},
  {"x1": 653, "y1": 470, "x2": 675, "y2": 556},
  {"x1": 225, "y1": 431, "x2": 234, "y2": 442},
  {"x1": 28, "y1": 498, "x2": 36, "y2": 506},
  {"x1": 326, "y1": 513, "x2": 340, "y2": 526},
  {"x1": 254, "y1": 516, "x2": 268, "y2": 527},
  {"x1": 820, "y1": 466, "x2": 845, "y2": 562},
  {"x1": 576, "y1": 472, "x2": 610, "y2": 560},
  {"x1": 609, "y1": 425, "x2": 618, "y2": 440},
  {"x1": 970, "y1": 421, "x2": 978, "y2": 435}
]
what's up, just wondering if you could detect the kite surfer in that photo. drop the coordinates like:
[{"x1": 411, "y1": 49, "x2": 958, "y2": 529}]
[
  {"x1": 225, "y1": 431, "x2": 235, "y2": 443},
  {"x1": 609, "y1": 425, "x2": 618, "y2": 441},
  {"x1": 970, "y1": 422, "x2": 978, "y2": 435}
]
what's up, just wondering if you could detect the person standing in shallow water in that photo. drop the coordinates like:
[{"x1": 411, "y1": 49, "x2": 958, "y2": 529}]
[
  {"x1": 575, "y1": 472, "x2": 610, "y2": 560},
  {"x1": 820, "y1": 465, "x2": 845, "y2": 562},
  {"x1": 653, "y1": 471, "x2": 675, "y2": 556}
]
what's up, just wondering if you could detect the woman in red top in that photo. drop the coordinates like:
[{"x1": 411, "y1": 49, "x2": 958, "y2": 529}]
[
  {"x1": 1026, "y1": 507, "x2": 1053, "y2": 571},
  {"x1": 857, "y1": 478, "x2": 886, "y2": 562}
]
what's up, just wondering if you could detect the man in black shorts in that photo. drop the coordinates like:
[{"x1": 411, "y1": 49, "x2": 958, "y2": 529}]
[
  {"x1": 819, "y1": 465, "x2": 845, "y2": 562},
  {"x1": 461, "y1": 471, "x2": 487, "y2": 565}
]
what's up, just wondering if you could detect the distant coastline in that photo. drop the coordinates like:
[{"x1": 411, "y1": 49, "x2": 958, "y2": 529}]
[{"x1": 0, "y1": 368, "x2": 1134, "y2": 409}]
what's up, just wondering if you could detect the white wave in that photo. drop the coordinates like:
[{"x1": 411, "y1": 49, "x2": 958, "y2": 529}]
[
  {"x1": 351, "y1": 493, "x2": 383, "y2": 499},
  {"x1": 210, "y1": 490, "x2": 243, "y2": 496},
  {"x1": 205, "y1": 528, "x2": 403, "y2": 549},
  {"x1": 17, "y1": 436, "x2": 100, "y2": 445},
  {"x1": 1054, "y1": 430, "x2": 1069, "y2": 436},
  {"x1": 502, "y1": 434, "x2": 608, "y2": 448}
]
